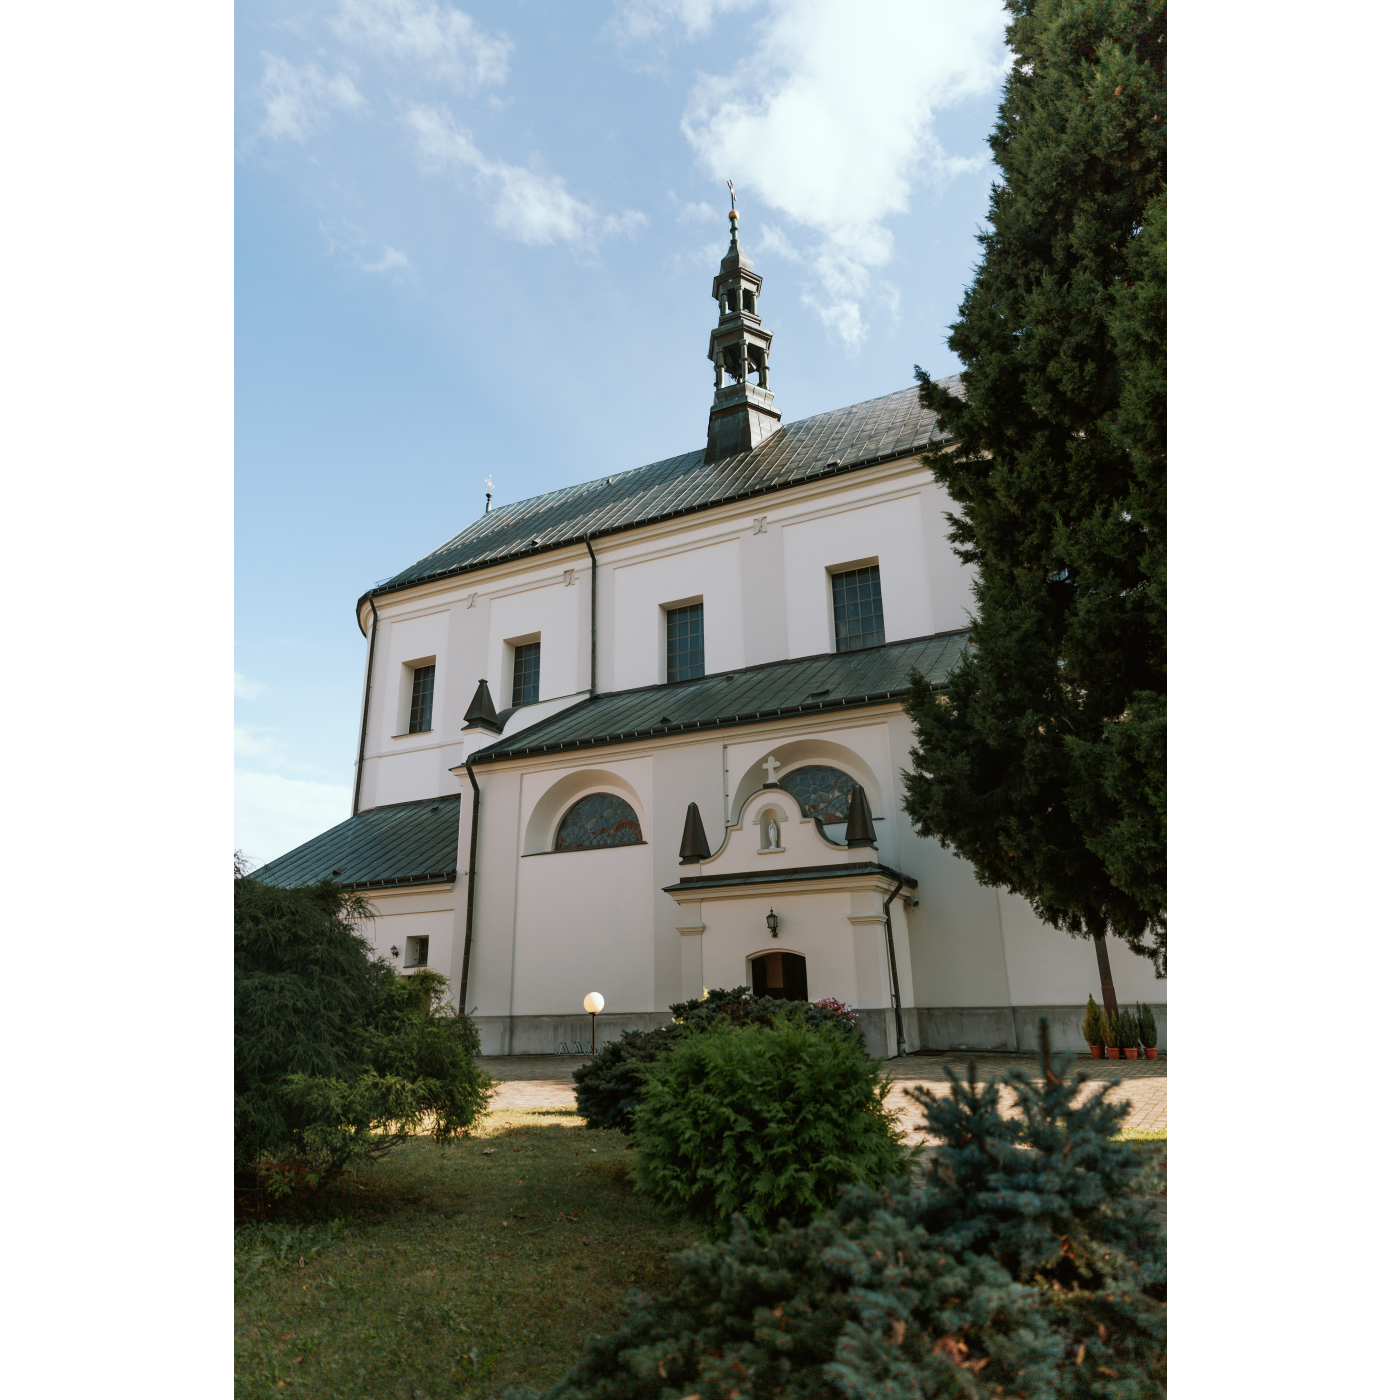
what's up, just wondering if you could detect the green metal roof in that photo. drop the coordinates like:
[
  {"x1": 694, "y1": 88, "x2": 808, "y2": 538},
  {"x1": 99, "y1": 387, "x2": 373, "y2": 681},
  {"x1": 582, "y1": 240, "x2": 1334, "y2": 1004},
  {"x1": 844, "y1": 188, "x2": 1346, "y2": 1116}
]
[
  {"x1": 360, "y1": 380, "x2": 960, "y2": 610},
  {"x1": 463, "y1": 630, "x2": 970, "y2": 766},
  {"x1": 663, "y1": 861, "x2": 918, "y2": 893},
  {"x1": 250, "y1": 794, "x2": 460, "y2": 891}
]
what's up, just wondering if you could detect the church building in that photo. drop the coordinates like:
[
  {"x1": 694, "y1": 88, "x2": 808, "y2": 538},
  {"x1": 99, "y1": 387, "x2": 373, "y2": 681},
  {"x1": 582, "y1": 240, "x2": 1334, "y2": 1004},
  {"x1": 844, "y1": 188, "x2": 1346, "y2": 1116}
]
[{"x1": 254, "y1": 205, "x2": 1166, "y2": 1056}]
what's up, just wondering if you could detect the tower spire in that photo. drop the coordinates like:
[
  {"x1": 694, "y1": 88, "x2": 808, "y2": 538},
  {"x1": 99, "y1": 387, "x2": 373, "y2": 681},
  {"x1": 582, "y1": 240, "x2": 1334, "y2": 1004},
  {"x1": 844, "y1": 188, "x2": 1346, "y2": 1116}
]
[{"x1": 705, "y1": 184, "x2": 780, "y2": 462}]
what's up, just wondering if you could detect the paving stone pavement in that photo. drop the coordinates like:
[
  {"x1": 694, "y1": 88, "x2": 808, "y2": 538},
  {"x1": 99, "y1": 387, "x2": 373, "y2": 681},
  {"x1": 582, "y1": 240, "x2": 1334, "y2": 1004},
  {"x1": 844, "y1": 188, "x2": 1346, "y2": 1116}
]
[{"x1": 482, "y1": 1050, "x2": 1167, "y2": 1139}]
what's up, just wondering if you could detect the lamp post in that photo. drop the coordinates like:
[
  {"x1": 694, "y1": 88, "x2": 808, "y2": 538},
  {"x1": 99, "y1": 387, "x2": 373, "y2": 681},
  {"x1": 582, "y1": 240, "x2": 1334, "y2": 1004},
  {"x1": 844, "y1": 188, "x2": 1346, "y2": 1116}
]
[
  {"x1": 583, "y1": 991, "x2": 605, "y2": 1055},
  {"x1": 766, "y1": 908, "x2": 779, "y2": 938}
]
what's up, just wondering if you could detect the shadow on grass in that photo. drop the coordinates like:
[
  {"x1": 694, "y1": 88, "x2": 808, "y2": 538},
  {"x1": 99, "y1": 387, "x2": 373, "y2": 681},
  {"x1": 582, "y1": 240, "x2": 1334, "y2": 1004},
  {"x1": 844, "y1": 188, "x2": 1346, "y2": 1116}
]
[{"x1": 235, "y1": 1109, "x2": 698, "y2": 1400}]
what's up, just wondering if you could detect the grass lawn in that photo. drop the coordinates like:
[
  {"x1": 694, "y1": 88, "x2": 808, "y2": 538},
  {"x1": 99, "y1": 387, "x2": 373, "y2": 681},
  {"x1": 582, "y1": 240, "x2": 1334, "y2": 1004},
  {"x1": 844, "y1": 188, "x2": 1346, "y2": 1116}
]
[{"x1": 234, "y1": 1108, "x2": 699, "y2": 1400}]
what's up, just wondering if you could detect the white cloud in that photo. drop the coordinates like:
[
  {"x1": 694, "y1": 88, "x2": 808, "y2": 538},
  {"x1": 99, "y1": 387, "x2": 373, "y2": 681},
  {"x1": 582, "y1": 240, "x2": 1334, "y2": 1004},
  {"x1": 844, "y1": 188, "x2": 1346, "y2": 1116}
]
[
  {"x1": 611, "y1": 0, "x2": 758, "y2": 45},
  {"x1": 753, "y1": 223, "x2": 799, "y2": 262},
  {"x1": 361, "y1": 245, "x2": 411, "y2": 272},
  {"x1": 670, "y1": 194, "x2": 719, "y2": 224},
  {"x1": 234, "y1": 721, "x2": 283, "y2": 764},
  {"x1": 258, "y1": 53, "x2": 365, "y2": 142},
  {"x1": 677, "y1": 0, "x2": 1007, "y2": 348},
  {"x1": 405, "y1": 106, "x2": 647, "y2": 248},
  {"x1": 333, "y1": 0, "x2": 511, "y2": 88},
  {"x1": 234, "y1": 672, "x2": 269, "y2": 701},
  {"x1": 236, "y1": 770, "x2": 353, "y2": 871}
]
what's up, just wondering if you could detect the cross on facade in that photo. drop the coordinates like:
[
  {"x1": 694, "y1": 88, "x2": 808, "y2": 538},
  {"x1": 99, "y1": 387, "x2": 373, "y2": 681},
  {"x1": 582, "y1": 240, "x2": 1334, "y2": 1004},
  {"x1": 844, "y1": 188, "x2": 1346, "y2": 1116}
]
[{"x1": 762, "y1": 754, "x2": 782, "y2": 784}]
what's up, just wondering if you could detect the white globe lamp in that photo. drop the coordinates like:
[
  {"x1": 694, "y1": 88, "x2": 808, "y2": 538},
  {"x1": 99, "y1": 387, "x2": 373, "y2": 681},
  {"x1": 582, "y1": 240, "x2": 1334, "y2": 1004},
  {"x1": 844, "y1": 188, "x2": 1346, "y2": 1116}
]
[{"x1": 583, "y1": 992, "x2": 605, "y2": 1054}]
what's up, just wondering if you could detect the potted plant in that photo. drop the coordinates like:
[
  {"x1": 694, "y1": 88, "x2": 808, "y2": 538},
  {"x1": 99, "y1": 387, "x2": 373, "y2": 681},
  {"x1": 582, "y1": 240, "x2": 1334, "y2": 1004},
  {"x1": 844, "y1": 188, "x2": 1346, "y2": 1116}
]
[
  {"x1": 1103, "y1": 1011, "x2": 1121, "y2": 1059},
  {"x1": 1120, "y1": 1008, "x2": 1140, "y2": 1059},
  {"x1": 1083, "y1": 995, "x2": 1105, "y2": 1057},
  {"x1": 1137, "y1": 1001, "x2": 1159, "y2": 1059}
]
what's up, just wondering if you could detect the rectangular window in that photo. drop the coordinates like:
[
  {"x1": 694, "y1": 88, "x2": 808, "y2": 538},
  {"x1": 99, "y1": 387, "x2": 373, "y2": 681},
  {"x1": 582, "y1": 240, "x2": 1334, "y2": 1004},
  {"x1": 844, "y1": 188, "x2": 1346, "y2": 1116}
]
[
  {"x1": 512, "y1": 641, "x2": 541, "y2": 707},
  {"x1": 831, "y1": 565, "x2": 886, "y2": 652},
  {"x1": 407, "y1": 664, "x2": 435, "y2": 733},
  {"x1": 407, "y1": 937, "x2": 429, "y2": 967},
  {"x1": 666, "y1": 603, "x2": 705, "y2": 682}
]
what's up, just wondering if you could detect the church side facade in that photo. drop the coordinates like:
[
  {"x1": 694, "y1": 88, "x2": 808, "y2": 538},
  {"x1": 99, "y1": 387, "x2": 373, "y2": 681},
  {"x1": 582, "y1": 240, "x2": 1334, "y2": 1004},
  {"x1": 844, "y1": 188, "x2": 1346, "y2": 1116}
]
[{"x1": 255, "y1": 206, "x2": 1166, "y2": 1055}]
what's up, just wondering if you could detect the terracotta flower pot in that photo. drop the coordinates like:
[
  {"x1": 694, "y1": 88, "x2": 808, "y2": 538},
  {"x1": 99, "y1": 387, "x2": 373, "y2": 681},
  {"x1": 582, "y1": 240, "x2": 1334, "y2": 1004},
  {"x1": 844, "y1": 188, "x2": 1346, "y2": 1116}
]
[
  {"x1": 1144, "y1": 1047, "x2": 1158, "y2": 1060},
  {"x1": 1106, "y1": 1046, "x2": 1121, "y2": 1059},
  {"x1": 1123, "y1": 1046, "x2": 1139, "y2": 1060},
  {"x1": 1090, "y1": 1044, "x2": 1104, "y2": 1059}
]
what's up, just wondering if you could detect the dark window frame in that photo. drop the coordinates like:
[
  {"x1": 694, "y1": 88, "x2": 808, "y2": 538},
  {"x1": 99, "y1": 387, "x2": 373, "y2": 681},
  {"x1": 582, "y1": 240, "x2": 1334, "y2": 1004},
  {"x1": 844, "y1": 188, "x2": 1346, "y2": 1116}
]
[
  {"x1": 407, "y1": 664, "x2": 436, "y2": 733},
  {"x1": 830, "y1": 564, "x2": 886, "y2": 653},
  {"x1": 665, "y1": 602, "x2": 705, "y2": 683},
  {"x1": 512, "y1": 641, "x2": 541, "y2": 707}
]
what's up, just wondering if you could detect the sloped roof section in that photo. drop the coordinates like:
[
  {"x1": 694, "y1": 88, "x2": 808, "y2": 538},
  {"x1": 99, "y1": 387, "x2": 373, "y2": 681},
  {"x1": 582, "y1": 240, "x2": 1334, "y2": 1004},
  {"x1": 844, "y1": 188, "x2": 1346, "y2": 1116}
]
[
  {"x1": 250, "y1": 794, "x2": 460, "y2": 891},
  {"x1": 465, "y1": 631, "x2": 970, "y2": 765},
  {"x1": 364, "y1": 379, "x2": 960, "y2": 605}
]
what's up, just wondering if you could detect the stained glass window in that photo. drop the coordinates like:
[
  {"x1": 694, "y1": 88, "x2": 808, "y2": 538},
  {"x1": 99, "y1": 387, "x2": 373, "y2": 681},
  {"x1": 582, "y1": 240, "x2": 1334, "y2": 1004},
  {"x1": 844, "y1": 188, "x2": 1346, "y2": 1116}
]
[
  {"x1": 408, "y1": 664, "x2": 435, "y2": 733},
  {"x1": 666, "y1": 603, "x2": 705, "y2": 682},
  {"x1": 512, "y1": 641, "x2": 540, "y2": 707},
  {"x1": 778, "y1": 765, "x2": 856, "y2": 824},
  {"x1": 554, "y1": 792, "x2": 644, "y2": 851},
  {"x1": 831, "y1": 564, "x2": 885, "y2": 652}
]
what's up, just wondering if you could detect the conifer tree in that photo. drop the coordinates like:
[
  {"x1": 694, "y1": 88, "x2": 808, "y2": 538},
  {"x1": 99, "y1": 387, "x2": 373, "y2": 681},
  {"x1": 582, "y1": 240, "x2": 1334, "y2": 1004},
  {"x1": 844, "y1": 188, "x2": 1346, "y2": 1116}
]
[{"x1": 906, "y1": 0, "x2": 1166, "y2": 979}]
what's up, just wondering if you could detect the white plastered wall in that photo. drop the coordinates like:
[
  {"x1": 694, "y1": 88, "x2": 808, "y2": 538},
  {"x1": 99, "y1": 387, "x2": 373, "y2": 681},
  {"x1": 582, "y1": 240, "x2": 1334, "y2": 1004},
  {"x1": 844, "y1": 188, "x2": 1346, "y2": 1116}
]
[
  {"x1": 997, "y1": 891, "x2": 1166, "y2": 1005},
  {"x1": 611, "y1": 538, "x2": 743, "y2": 690},
  {"x1": 363, "y1": 886, "x2": 458, "y2": 980},
  {"x1": 781, "y1": 491, "x2": 932, "y2": 658},
  {"x1": 486, "y1": 574, "x2": 583, "y2": 710},
  {"x1": 508, "y1": 754, "x2": 657, "y2": 1016},
  {"x1": 367, "y1": 607, "x2": 461, "y2": 808}
]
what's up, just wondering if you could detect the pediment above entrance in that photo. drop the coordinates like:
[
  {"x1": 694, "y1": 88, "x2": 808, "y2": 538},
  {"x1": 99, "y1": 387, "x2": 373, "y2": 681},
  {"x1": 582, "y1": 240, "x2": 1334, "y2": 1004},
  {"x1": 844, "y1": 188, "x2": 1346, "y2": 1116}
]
[{"x1": 688, "y1": 785, "x2": 865, "y2": 878}]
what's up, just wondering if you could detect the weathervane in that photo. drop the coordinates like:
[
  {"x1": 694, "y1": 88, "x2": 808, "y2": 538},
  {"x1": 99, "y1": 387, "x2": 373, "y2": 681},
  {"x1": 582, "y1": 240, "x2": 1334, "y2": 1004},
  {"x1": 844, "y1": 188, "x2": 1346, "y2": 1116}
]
[
  {"x1": 485, "y1": 474, "x2": 493, "y2": 514},
  {"x1": 728, "y1": 179, "x2": 738, "y2": 225}
]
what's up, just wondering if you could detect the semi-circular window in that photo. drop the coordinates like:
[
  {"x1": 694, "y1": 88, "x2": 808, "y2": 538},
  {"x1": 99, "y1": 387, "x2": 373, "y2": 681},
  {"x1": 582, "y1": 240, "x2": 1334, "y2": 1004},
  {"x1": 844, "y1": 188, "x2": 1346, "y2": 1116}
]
[
  {"x1": 554, "y1": 792, "x2": 644, "y2": 852},
  {"x1": 779, "y1": 765, "x2": 856, "y2": 823}
]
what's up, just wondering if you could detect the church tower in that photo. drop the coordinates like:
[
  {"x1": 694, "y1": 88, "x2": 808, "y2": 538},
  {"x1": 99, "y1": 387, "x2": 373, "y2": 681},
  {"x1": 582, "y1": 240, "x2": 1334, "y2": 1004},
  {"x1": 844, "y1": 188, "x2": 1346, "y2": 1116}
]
[{"x1": 705, "y1": 189, "x2": 781, "y2": 462}]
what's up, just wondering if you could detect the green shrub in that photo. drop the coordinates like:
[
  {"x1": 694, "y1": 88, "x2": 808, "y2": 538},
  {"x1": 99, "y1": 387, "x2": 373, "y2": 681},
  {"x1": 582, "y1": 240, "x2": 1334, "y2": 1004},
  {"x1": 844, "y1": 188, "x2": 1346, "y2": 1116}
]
[
  {"x1": 572, "y1": 987, "x2": 863, "y2": 1137},
  {"x1": 508, "y1": 1028, "x2": 1165, "y2": 1400},
  {"x1": 1137, "y1": 1001, "x2": 1159, "y2": 1048},
  {"x1": 1119, "y1": 1008, "x2": 1140, "y2": 1048},
  {"x1": 1101, "y1": 1010, "x2": 1120, "y2": 1048},
  {"x1": 572, "y1": 1024, "x2": 680, "y2": 1135},
  {"x1": 235, "y1": 871, "x2": 493, "y2": 1186},
  {"x1": 1082, "y1": 994, "x2": 1105, "y2": 1045},
  {"x1": 629, "y1": 1011, "x2": 908, "y2": 1238}
]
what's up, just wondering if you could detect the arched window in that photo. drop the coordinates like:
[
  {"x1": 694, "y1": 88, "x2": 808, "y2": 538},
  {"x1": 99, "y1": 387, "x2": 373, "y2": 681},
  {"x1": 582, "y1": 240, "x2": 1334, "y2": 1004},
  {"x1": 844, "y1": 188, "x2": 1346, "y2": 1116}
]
[
  {"x1": 554, "y1": 793, "x2": 643, "y2": 852},
  {"x1": 779, "y1": 765, "x2": 855, "y2": 823}
]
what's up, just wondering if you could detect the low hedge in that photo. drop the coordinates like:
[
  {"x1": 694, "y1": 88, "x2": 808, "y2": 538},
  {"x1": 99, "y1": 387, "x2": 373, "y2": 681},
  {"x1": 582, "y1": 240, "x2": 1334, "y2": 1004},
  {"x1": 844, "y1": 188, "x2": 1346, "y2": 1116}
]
[
  {"x1": 572, "y1": 988, "x2": 863, "y2": 1136},
  {"x1": 630, "y1": 1011, "x2": 907, "y2": 1237}
]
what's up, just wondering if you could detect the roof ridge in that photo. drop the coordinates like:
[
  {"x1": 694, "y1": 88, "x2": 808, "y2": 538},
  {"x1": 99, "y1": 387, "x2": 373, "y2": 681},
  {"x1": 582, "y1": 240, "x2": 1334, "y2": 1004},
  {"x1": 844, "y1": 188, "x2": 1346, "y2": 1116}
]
[{"x1": 361, "y1": 378, "x2": 960, "y2": 608}]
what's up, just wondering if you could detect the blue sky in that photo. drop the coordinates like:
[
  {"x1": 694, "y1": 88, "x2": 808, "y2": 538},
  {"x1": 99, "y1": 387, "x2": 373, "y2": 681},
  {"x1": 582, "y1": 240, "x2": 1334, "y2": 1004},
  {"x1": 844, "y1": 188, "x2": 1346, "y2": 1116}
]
[{"x1": 235, "y1": 0, "x2": 1012, "y2": 867}]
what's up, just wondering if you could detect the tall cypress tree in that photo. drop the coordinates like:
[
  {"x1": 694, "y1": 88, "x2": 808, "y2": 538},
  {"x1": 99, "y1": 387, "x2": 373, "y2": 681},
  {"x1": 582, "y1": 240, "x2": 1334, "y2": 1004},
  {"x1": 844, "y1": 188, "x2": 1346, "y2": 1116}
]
[{"x1": 906, "y1": 0, "x2": 1166, "y2": 985}]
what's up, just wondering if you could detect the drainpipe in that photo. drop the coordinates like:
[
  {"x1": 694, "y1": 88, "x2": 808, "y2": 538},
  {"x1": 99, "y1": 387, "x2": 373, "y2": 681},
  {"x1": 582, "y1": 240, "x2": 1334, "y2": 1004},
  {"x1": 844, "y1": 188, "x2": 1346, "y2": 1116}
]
[
  {"x1": 882, "y1": 874, "x2": 908, "y2": 1056},
  {"x1": 352, "y1": 596, "x2": 379, "y2": 816},
  {"x1": 584, "y1": 535, "x2": 599, "y2": 696},
  {"x1": 457, "y1": 759, "x2": 481, "y2": 1017}
]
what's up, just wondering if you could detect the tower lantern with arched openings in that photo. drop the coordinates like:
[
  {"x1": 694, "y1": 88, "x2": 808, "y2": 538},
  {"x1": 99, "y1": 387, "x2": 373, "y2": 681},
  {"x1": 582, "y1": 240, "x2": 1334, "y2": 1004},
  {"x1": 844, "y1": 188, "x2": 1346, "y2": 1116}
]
[{"x1": 705, "y1": 183, "x2": 781, "y2": 462}]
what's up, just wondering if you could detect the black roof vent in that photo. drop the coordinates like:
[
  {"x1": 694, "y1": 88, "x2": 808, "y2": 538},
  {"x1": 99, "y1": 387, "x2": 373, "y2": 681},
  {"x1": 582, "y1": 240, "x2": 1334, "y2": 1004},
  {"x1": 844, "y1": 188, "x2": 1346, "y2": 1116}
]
[
  {"x1": 462, "y1": 678, "x2": 501, "y2": 733},
  {"x1": 845, "y1": 784, "x2": 878, "y2": 848},
  {"x1": 678, "y1": 801, "x2": 712, "y2": 864},
  {"x1": 826, "y1": 455, "x2": 840, "y2": 468}
]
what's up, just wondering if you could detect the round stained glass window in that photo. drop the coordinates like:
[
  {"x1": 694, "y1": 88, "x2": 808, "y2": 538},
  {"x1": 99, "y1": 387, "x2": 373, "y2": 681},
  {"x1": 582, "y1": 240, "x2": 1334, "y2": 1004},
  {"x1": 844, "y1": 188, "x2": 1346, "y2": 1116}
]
[
  {"x1": 554, "y1": 792, "x2": 644, "y2": 851},
  {"x1": 778, "y1": 765, "x2": 856, "y2": 824}
]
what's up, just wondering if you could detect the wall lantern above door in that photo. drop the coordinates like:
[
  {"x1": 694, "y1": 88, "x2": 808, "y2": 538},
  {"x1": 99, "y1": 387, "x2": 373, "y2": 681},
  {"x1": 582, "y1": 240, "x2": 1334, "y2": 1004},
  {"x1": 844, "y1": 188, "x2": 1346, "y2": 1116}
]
[{"x1": 766, "y1": 908, "x2": 779, "y2": 938}]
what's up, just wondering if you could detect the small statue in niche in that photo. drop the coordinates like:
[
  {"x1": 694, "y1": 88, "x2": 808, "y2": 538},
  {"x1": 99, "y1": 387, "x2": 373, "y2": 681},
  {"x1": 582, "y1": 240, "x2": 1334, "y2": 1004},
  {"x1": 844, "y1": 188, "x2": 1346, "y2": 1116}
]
[{"x1": 767, "y1": 818, "x2": 779, "y2": 850}]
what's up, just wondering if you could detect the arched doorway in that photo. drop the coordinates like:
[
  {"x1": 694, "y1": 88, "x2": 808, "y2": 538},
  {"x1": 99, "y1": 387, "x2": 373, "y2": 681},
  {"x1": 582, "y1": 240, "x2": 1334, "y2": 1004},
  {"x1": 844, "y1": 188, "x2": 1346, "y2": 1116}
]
[{"x1": 750, "y1": 950, "x2": 808, "y2": 1002}]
